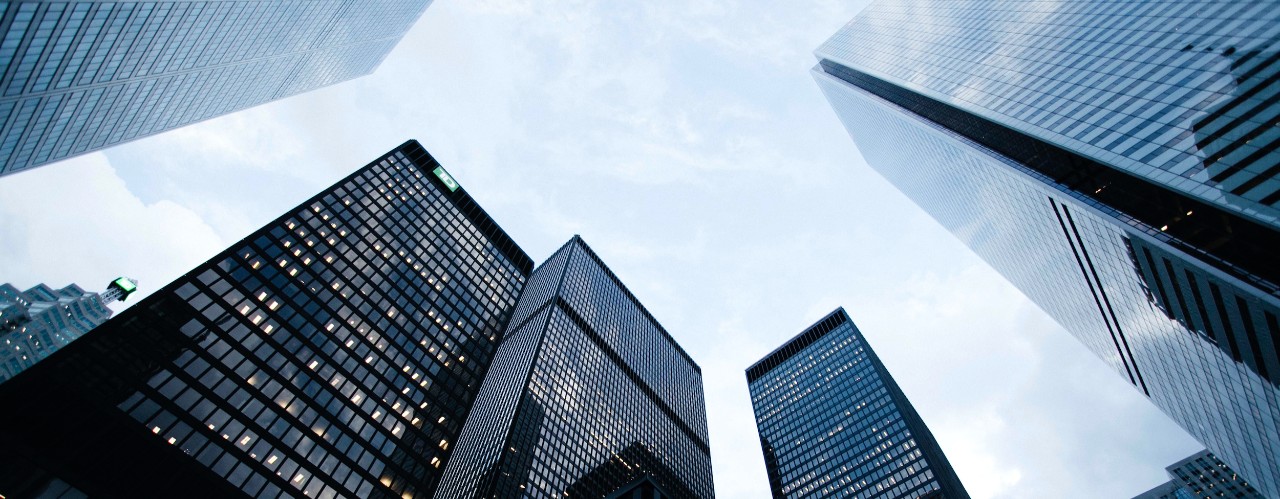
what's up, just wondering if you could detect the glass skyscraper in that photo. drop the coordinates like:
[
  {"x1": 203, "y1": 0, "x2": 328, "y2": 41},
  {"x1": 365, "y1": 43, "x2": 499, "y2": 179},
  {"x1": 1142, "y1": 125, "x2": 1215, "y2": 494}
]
[
  {"x1": 435, "y1": 236, "x2": 714, "y2": 499},
  {"x1": 0, "y1": 0, "x2": 432, "y2": 177},
  {"x1": 0, "y1": 277, "x2": 134, "y2": 382},
  {"x1": 1134, "y1": 449, "x2": 1263, "y2": 499},
  {"x1": 813, "y1": 1, "x2": 1280, "y2": 495},
  {"x1": 0, "y1": 140, "x2": 533, "y2": 498},
  {"x1": 746, "y1": 308, "x2": 968, "y2": 499}
]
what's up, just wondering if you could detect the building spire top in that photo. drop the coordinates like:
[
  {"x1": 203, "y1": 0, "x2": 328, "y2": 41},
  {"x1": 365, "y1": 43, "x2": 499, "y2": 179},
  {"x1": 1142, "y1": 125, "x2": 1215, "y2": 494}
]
[{"x1": 101, "y1": 277, "x2": 138, "y2": 304}]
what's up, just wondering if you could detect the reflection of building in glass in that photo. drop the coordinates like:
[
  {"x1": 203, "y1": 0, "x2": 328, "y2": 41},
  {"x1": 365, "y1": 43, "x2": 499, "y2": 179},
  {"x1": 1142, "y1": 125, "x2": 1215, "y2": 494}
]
[
  {"x1": 0, "y1": 1, "x2": 432, "y2": 177},
  {"x1": 747, "y1": 308, "x2": 968, "y2": 499},
  {"x1": 0, "y1": 140, "x2": 533, "y2": 498},
  {"x1": 1132, "y1": 450, "x2": 1263, "y2": 499},
  {"x1": 0, "y1": 277, "x2": 134, "y2": 382},
  {"x1": 1192, "y1": 47, "x2": 1280, "y2": 207},
  {"x1": 436, "y1": 236, "x2": 714, "y2": 499},
  {"x1": 813, "y1": 1, "x2": 1280, "y2": 494},
  {"x1": 479, "y1": 393, "x2": 546, "y2": 499},
  {"x1": 601, "y1": 475, "x2": 677, "y2": 499}
]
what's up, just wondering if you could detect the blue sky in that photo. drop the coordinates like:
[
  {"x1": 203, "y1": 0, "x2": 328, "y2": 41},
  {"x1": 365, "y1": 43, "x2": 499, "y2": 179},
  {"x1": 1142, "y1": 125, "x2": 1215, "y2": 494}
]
[{"x1": 0, "y1": 0, "x2": 1203, "y2": 497}]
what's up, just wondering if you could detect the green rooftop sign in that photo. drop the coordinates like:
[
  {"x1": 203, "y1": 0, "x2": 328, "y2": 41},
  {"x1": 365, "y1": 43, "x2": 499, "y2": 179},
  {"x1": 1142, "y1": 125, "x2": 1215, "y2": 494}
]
[
  {"x1": 433, "y1": 166, "x2": 459, "y2": 192},
  {"x1": 113, "y1": 277, "x2": 136, "y2": 293}
]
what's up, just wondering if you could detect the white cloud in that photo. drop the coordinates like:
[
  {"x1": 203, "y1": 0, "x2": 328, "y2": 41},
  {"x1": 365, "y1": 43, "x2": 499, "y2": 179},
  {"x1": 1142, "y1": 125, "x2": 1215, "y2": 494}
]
[
  {"x1": 0, "y1": 154, "x2": 223, "y2": 310},
  {"x1": 0, "y1": 0, "x2": 1211, "y2": 497}
]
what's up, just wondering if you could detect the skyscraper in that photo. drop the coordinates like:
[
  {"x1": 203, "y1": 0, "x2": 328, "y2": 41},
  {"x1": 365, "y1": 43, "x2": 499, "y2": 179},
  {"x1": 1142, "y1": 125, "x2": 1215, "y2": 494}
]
[
  {"x1": 0, "y1": 1, "x2": 432, "y2": 177},
  {"x1": 0, "y1": 276, "x2": 135, "y2": 382},
  {"x1": 0, "y1": 140, "x2": 533, "y2": 498},
  {"x1": 435, "y1": 236, "x2": 714, "y2": 499},
  {"x1": 812, "y1": 1, "x2": 1280, "y2": 495},
  {"x1": 1133, "y1": 449, "x2": 1263, "y2": 499},
  {"x1": 746, "y1": 308, "x2": 968, "y2": 499}
]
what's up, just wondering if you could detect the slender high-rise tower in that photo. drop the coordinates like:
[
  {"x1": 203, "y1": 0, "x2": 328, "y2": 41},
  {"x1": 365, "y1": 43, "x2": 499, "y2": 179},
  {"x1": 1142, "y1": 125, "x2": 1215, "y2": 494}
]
[
  {"x1": 813, "y1": 1, "x2": 1280, "y2": 495},
  {"x1": 435, "y1": 236, "x2": 714, "y2": 499},
  {"x1": 0, "y1": 276, "x2": 135, "y2": 382},
  {"x1": 0, "y1": 140, "x2": 533, "y2": 498},
  {"x1": 0, "y1": 1, "x2": 432, "y2": 177},
  {"x1": 746, "y1": 308, "x2": 968, "y2": 499}
]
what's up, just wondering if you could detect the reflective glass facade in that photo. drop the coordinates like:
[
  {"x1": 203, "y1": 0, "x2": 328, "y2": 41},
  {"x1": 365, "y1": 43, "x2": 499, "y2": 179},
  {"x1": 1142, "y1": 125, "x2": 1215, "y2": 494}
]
[
  {"x1": 813, "y1": 2, "x2": 1280, "y2": 495},
  {"x1": 435, "y1": 236, "x2": 713, "y2": 499},
  {"x1": 0, "y1": 0, "x2": 432, "y2": 176},
  {"x1": 1132, "y1": 481, "x2": 1186, "y2": 499},
  {"x1": 818, "y1": 0, "x2": 1280, "y2": 228},
  {"x1": 746, "y1": 308, "x2": 968, "y2": 499},
  {"x1": 1134, "y1": 449, "x2": 1263, "y2": 499},
  {"x1": 0, "y1": 281, "x2": 113, "y2": 382},
  {"x1": 0, "y1": 140, "x2": 534, "y2": 498},
  {"x1": 1167, "y1": 450, "x2": 1263, "y2": 499}
]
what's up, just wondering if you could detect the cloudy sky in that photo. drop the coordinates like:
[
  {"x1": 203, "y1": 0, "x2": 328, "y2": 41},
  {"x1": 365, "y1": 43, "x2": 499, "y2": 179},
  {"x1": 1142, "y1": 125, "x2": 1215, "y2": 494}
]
[{"x1": 0, "y1": 0, "x2": 1205, "y2": 497}]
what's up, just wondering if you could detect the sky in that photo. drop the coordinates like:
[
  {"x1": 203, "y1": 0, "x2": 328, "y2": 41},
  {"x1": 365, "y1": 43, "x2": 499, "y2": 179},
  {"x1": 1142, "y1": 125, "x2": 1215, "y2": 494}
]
[{"x1": 0, "y1": 0, "x2": 1206, "y2": 497}]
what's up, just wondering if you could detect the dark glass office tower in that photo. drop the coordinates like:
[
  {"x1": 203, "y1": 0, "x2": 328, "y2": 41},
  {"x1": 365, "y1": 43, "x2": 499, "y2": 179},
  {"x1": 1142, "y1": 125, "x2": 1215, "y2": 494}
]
[
  {"x1": 434, "y1": 236, "x2": 713, "y2": 499},
  {"x1": 0, "y1": 1, "x2": 431, "y2": 177},
  {"x1": 0, "y1": 140, "x2": 533, "y2": 499},
  {"x1": 1133, "y1": 449, "x2": 1264, "y2": 499},
  {"x1": 746, "y1": 308, "x2": 968, "y2": 499},
  {"x1": 813, "y1": 1, "x2": 1280, "y2": 494}
]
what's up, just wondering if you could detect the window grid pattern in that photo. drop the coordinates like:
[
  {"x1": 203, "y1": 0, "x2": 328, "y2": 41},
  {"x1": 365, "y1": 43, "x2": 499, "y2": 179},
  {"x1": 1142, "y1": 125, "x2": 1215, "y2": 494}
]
[
  {"x1": 812, "y1": 68, "x2": 1280, "y2": 497},
  {"x1": 0, "y1": 282, "x2": 111, "y2": 383},
  {"x1": 748, "y1": 311, "x2": 966, "y2": 499},
  {"x1": 817, "y1": 0, "x2": 1280, "y2": 226},
  {"x1": 117, "y1": 149, "x2": 526, "y2": 498},
  {"x1": 1166, "y1": 450, "x2": 1263, "y2": 498},
  {"x1": 436, "y1": 237, "x2": 713, "y2": 499},
  {"x1": 0, "y1": 141, "x2": 532, "y2": 498},
  {"x1": 0, "y1": 0, "x2": 430, "y2": 176},
  {"x1": 559, "y1": 243, "x2": 708, "y2": 444}
]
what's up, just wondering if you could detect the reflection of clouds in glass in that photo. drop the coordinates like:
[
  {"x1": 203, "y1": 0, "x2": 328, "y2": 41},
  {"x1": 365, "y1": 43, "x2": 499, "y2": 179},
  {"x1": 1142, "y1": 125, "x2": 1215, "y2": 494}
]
[
  {"x1": 0, "y1": 1, "x2": 432, "y2": 178},
  {"x1": 1192, "y1": 46, "x2": 1280, "y2": 207},
  {"x1": 814, "y1": 3, "x2": 1280, "y2": 493},
  {"x1": 818, "y1": 1, "x2": 1280, "y2": 225}
]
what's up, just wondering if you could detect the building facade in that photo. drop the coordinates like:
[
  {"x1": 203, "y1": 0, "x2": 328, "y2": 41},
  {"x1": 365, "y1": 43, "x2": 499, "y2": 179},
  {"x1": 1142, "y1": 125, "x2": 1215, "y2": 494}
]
[
  {"x1": 0, "y1": 140, "x2": 533, "y2": 498},
  {"x1": 435, "y1": 236, "x2": 714, "y2": 499},
  {"x1": 746, "y1": 308, "x2": 968, "y2": 499},
  {"x1": 1132, "y1": 481, "x2": 1186, "y2": 499},
  {"x1": 813, "y1": 1, "x2": 1280, "y2": 494},
  {"x1": 0, "y1": 277, "x2": 134, "y2": 382},
  {"x1": 1133, "y1": 449, "x2": 1263, "y2": 499},
  {"x1": 0, "y1": 0, "x2": 432, "y2": 177}
]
